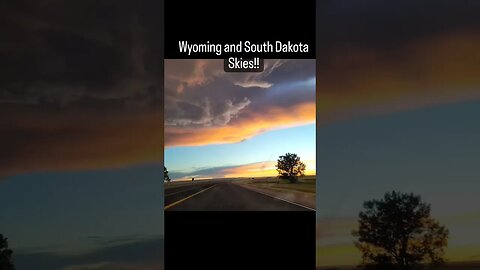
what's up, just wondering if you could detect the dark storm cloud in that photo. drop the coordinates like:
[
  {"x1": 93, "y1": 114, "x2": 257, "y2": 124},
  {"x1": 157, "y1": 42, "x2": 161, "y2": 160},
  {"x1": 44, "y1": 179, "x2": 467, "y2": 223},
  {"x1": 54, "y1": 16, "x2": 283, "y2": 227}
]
[
  {"x1": 0, "y1": 1, "x2": 163, "y2": 175},
  {"x1": 316, "y1": 0, "x2": 480, "y2": 124},
  {"x1": 317, "y1": 0, "x2": 480, "y2": 49},
  {"x1": 261, "y1": 59, "x2": 316, "y2": 85},
  {"x1": 164, "y1": 59, "x2": 316, "y2": 146},
  {"x1": 165, "y1": 97, "x2": 251, "y2": 127},
  {"x1": 0, "y1": 0, "x2": 162, "y2": 108},
  {"x1": 164, "y1": 59, "x2": 315, "y2": 138}
]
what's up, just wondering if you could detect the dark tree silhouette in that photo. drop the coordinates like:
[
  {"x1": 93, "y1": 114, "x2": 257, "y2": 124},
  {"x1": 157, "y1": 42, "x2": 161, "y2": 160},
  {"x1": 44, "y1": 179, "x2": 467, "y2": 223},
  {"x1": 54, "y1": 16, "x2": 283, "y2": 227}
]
[
  {"x1": 164, "y1": 166, "x2": 171, "y2": 182},
  {"x1": 0, "y1": 234, "x2": 14, "y2": 270},
  {"x1": 276, "y1": 153, "x2": 306, "y2": 183},
  {"x1": 352, "y1": 191, "x2": 449, "y2": 270}
]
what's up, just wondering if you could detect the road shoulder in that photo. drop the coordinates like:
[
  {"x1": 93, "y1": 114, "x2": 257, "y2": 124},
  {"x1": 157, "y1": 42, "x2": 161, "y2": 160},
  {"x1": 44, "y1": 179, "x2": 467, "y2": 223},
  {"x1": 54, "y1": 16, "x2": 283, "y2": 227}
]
[{"x1": 233, "y1": 182, "x2": 316, "y2": 210}]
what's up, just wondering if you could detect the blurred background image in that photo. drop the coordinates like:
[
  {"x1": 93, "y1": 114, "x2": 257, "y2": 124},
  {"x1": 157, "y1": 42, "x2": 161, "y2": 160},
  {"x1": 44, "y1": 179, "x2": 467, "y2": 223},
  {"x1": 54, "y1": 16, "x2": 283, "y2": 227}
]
[
  {"x1": 0, "y1": 1, "x2": 164, "y2": 269},
  {"x1": 2, "y1": 1, "x2": 480, "y2": 269},
  {"x1": 317, "y1": 1, "x2": 480, "y2": 269}
]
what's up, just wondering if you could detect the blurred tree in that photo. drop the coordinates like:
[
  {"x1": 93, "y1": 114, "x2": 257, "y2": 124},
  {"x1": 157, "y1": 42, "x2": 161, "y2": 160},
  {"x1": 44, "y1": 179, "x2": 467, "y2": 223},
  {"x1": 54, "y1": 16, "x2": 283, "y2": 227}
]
[
  {"x1": 352, "y1": 191, "x2": 449, "y2": 270},
  {"x1": 276, "y1": 153, "x2": 306, "y2": 183},
  {"x1": 0, "y1": 234, "x2": 14, "y2": 270},
  {"x1": 164, "y1": 166, "x2": 171, "y2": 182}
]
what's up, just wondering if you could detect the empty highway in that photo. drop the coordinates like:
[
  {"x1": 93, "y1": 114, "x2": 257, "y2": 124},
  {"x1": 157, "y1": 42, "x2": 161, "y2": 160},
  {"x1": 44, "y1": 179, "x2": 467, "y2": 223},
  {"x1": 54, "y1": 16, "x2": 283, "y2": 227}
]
[{"x1": 164, "y1": 182, "x2": 313, "y2": 211}]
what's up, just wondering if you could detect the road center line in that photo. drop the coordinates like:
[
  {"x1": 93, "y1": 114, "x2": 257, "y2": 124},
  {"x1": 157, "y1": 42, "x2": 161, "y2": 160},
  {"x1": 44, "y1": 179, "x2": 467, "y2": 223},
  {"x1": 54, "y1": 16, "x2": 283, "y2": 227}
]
[
  {"x1": 164, "y1": 184, "x2": 217, "y2": 210},
  {"x1": 234, "y1": 183, "x2": 315, "y2": 211}
]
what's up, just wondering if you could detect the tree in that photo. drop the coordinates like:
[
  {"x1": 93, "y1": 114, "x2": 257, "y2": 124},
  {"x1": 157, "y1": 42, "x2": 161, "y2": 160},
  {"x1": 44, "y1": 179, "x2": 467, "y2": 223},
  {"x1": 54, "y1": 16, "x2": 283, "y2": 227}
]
[
  {"x1": 0, "y1": 234, "x2": 14, "y2": 270},
  {"x1": 276, "y1": 153, "x2": 306, "y2": 183},
  {"x1": 164, "y1": 166, "x2": 171, "y2": 182},
  {"x1": 352, "y1": 191, "x2": 449, "y2": 270}
]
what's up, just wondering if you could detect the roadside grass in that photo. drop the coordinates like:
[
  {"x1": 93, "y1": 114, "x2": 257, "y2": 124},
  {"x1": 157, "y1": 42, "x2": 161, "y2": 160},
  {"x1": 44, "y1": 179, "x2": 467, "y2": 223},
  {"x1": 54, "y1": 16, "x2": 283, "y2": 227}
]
[
  {"x1": 242, "y1": 175, "x2": 316, "y2": 194},
  {"x1": 165, "y1": 176, "x2": 316, "y2": 193}
]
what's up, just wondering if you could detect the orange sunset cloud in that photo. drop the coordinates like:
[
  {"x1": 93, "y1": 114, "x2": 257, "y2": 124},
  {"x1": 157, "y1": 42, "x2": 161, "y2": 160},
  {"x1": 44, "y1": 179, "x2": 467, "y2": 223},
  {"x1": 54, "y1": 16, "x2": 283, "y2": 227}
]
[
  {"x1": 0, "y1": 106, "x2": 163, "y2": 177},
  {"x1": 171, "y1": 159, "x2": 316, "y2": 180},
  {"x1": 165, "y1": 102, "x2": 315, "y2": 147},
  {"x1": 223, "y1": 159, "x2": 316, "y2": 178},
  {"x1": 318, "y1": 32, "x2": 480, "y2": 125}
]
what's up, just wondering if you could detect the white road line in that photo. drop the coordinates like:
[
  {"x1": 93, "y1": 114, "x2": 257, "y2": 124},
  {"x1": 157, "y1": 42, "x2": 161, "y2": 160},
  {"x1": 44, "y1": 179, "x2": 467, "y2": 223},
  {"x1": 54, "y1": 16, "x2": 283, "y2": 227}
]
[
  {"x1": 164, "y1": 184, "x2": 217, "y2": 210},
  {"x1": 234, "y1": 183, "x2": 315, "y2": 211}
]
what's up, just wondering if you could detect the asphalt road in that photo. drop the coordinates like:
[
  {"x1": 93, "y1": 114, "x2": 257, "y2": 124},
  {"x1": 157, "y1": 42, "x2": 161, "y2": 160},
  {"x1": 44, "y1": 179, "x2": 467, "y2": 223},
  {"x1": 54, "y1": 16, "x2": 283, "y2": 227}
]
[{"x1": 164, "y1": 182, "x2": 312, "y2": 211}]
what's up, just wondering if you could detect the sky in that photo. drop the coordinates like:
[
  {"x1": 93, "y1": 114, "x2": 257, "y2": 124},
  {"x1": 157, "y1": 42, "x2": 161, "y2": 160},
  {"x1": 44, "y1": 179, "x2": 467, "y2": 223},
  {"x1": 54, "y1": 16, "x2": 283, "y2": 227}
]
[
  {"x1": 164, "y1": 59, "x2": 316, "y2": 180},
  {"x1": 316, "y1": 0, "x2": 480, "y2": 267},
  {"x1": 0, "y1": 1, "x2": 164, "y2": 269}
]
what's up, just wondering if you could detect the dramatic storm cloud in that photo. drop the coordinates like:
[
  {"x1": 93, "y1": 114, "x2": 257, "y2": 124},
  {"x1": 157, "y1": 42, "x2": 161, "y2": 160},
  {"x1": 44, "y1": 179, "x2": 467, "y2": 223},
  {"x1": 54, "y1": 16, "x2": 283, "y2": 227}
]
[
  {"x1": 317, "y1": 0, "x2": 480, "y2": 124},
  {"x1": 164, "y1": 59, "x2": 316, "y2": 147},
  {"x1": 0, "y1": 0, "x2": 163, "y2": 176}
]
